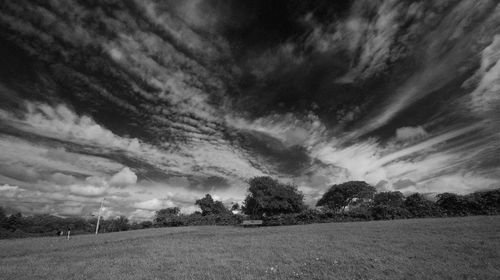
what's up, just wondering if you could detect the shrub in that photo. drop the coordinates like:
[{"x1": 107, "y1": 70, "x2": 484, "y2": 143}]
[
  {"x1": 373, "y1": 191, "x2": 405, "y2": 208},
  {"x1": 470, "y1": 189, "x2": 500, "y2": 214},
  {"x1": 371, "y1": 205, "x2": 411, "y2": 220},
  {"x1": 404, "y1": 193, "x2": 441, "y2": 218},
  {"x1": 346, "y1": 205, "x2": 373, "y2": 220},
  {"x1": 296, "y1": 209, "x2": 321, "y2": 224},
  {"x1": 263, "y1": 213, "x2": 299, "y2": 226}
]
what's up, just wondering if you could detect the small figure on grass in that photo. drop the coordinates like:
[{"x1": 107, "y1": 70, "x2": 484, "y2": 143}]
[{"x1": 67, "y1": 226, "x2": 71, "y2": 240}]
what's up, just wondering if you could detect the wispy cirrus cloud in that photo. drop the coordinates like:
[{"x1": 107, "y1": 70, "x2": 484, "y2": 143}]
[{"x1": 0, "y1": 0, "x2": 499, "y2": 218}]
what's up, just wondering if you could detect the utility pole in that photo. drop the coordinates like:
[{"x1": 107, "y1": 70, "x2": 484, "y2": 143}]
[{"x1": 95, "y1": 198, "x2": 105, "y2": 235}]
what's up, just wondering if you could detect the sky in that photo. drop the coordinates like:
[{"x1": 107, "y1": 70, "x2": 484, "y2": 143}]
[{"x1": 0, "y1": 0, "x2": 499, "y2": 220}]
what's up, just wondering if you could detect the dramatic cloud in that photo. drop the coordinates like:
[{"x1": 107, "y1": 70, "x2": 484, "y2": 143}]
[
  {"x1": 110, "y1": 168, "x2": 138, "y2": 187},
  {"x1": 0, "y1": 0, "x2": 499, "y2": 217}
]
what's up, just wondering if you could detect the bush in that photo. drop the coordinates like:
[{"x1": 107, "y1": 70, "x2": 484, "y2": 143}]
[
  {"x1": 437, "y1": 190, "x2": 500, "y2": 216},
  {"x1": 371, "y1": 205, "x2": 411, "y2": 220},
  {"x1": 263, "y1": 213, "x2": 299, "y2": 226},
  {"x1": 404, "y1": 193, "x2": 441, "y2": 218},
  {"x1": 296, "y1": 209, "x2": 322, "y2": 224},
  {"x1": 346, "y1": 205, "x2": 373, "y2": 220},
  {"x1": 373, "y1": 191, "x2": 405, "y2": 208},
  {"x1": 470, "y1": 189, "x2": 500, "y2": 214}
]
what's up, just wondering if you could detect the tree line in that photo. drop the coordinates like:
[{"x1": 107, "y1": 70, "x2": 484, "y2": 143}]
[{"x1": 1, "y1": 176, "x2": 499, "y2": 238}]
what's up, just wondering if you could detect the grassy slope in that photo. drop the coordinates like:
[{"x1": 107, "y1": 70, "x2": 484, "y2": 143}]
[{"x1": 0, "y1": 216, "x2": 499, "y2": 280}]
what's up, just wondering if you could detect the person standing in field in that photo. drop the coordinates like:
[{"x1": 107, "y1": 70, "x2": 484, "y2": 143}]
[{"x1": 67, "y1": 226, "x2": 71, "y2": 240}]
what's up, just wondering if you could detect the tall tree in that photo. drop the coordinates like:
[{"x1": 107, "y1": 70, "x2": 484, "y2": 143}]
[
  {"x1": 316, "y1": 181, "x2": 376, "y2": 212},
  {"x1": 195, "y1": 195, "x2": 228, "y2": 215},
  {"x1": 242, "y1": 176, "x2": 304, "y2": 217},
  {"x1": 154, "y1": 207, "x2": 181, "y2": 226}
]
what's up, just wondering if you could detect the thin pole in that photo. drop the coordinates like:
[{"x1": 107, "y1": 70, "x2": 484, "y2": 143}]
[{"x1": 95, "y1": 198, "x2": 105, "y2": 235}]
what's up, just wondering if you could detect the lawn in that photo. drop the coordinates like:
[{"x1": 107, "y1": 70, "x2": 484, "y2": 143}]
[{"x1": 0, "y1": 216, "x2": 499, "y2": 280}]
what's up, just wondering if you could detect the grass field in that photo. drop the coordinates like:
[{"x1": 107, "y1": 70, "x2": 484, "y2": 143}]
[{"x1": 0, "y1": 216, "x2": 499, "y2": 280}]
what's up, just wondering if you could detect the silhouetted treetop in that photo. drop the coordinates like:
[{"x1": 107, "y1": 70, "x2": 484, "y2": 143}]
[
  {"x1": 316, "y1": 181, "x2": 376, "y2": 212},
  {"x1": 242, "y1": 176, "x2": 304, "y2": 217}
]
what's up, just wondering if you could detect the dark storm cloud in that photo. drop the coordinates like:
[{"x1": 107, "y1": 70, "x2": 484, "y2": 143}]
[
  {"x1": 1, "y1": 0, "x2": 500, "y2": 217},
  {"x1": 235, "y1": 129, "x2": 311, "y2": 175}
]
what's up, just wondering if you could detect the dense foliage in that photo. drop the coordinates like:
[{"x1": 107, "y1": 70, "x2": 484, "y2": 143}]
[
  {"x1": 1, "y1": 177, "x2": 499, "y2": 239},
  {"x1": 242, "y1": 176, "x2": 305, "y2": 217},
  {"x1": 316, "y1": 181, "x2": 376, "y2": 211},
  {"x1": 195, "y1": 195, "x2": 229, "y2": 216},
  {"x1": 0, "y1": 213, "x2": 132, "y2": 239}
]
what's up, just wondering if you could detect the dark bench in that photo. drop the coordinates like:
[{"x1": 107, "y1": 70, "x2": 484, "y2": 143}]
[{"x1": 241, "y1": 220, "x2": 263, "y2": 227}]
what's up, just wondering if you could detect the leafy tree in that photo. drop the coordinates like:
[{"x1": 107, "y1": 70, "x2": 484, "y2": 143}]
[
  {"x1": 195, "y1": 195, "x2": 228, "y2": 215},
  {"x1": 213, "y1": 201, "x2": 228, "y2": 214},
  {"x1": 316, "y1": 181, "x2": 376, "y2": 212},
  {"x1": 231, "y1": 203, "x2": 240, "y2": 211},
  {"x1": 404, "y1": 193, "x2": 440, "y2": 217},
  {"x1": 155, "y1": 207, "x2": 184, "y2": 227},
  {"x1": 436, "y1": 192, "x2": 484, "y2": 216},
  {"x1": 6, "y1": 212, "x2": 23, "y2": 231},
  {"x1": 470, "y1": 189, "x2": 500, "y2": 214},
  {"x1": 156, "y1": 207, "x2": 181, "y2": 217},
  {"x1": 0, "y1": 207, "x2": 7, "y2": 229},
  {"x1": 371, "y1": 191, "x2": 409, "y2": 220},
  {"x1": 373, "y1": 191, "x2": 405, "y2": 207},
  {"x1": 242, "y1": 176, "x2": 304, "y2": 217},
  {"x1": 436, "y1": 193, "x2": 466, "y2": 215},
  {"x1": 155, "y1": 207, "x2": 180, "y2": 222},
  {"x1": 371, "y1": 205, "x2": 411, "y2": 220},
  {"x1": 106, "y1": 216, "x2": 129, "y2": 232},
  {"x1": 139, "y1": 220, "x2": 153, "y2": 229}
]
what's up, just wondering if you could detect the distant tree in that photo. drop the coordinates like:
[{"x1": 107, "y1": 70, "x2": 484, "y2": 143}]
[
  {"x1": 436, "y1": 192, "x2": 484, "y2": 216},
  {"x1": 404, "y1": 193, "x2": 440, "y2": 217},
  {"x1": 6, "y1": 212, "x2": 23, "y2": 231},
  {"x1": 469, "y1": 189, "x2": 500, "y2": 214},
  {"x1": 155, "y1": 207, "x2": 184, "y2": 227},
  {"x1": 231, "y1": 203, "x2": 240, "y2": 211},
  {"x1": 242, "y1": 176, "x2": 304, "y2": 217},
  {"x1": 316, "y1": 181, "x2": 376, "y2": 212},
  {"x1": 139, "y1": 220, "x2": 153, "y2": 229},
  {"x1": 0, "y1": 207, "x2": 7, "y2": 229},
  {"x1": 371, "y1": 191, "x2": 409, "y2": 220},
  {"x1": 371, "y1": 205, "x2": 411, "y2": 220},
  {"x1": 436, "y1": 193, "x2": 466, "y2": 215},
  {"x1": 195, "y1": 195, "x2": 228, "y2": 215},
  {"x1": 213, "y1": 201, "x2": 228, "y2": 214},
  {"x1": 107, "y1": 216, "x2": 129, "y2": 232},
  {"x1": 373, "y1": 191, "x2": 405, "y2": 207},
  {"x1": 129, "y1": 220, "x2": 154, "y2": 230},
  {"x1": 156, "y1": 207, "x2": 181, "y2": 217}
]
